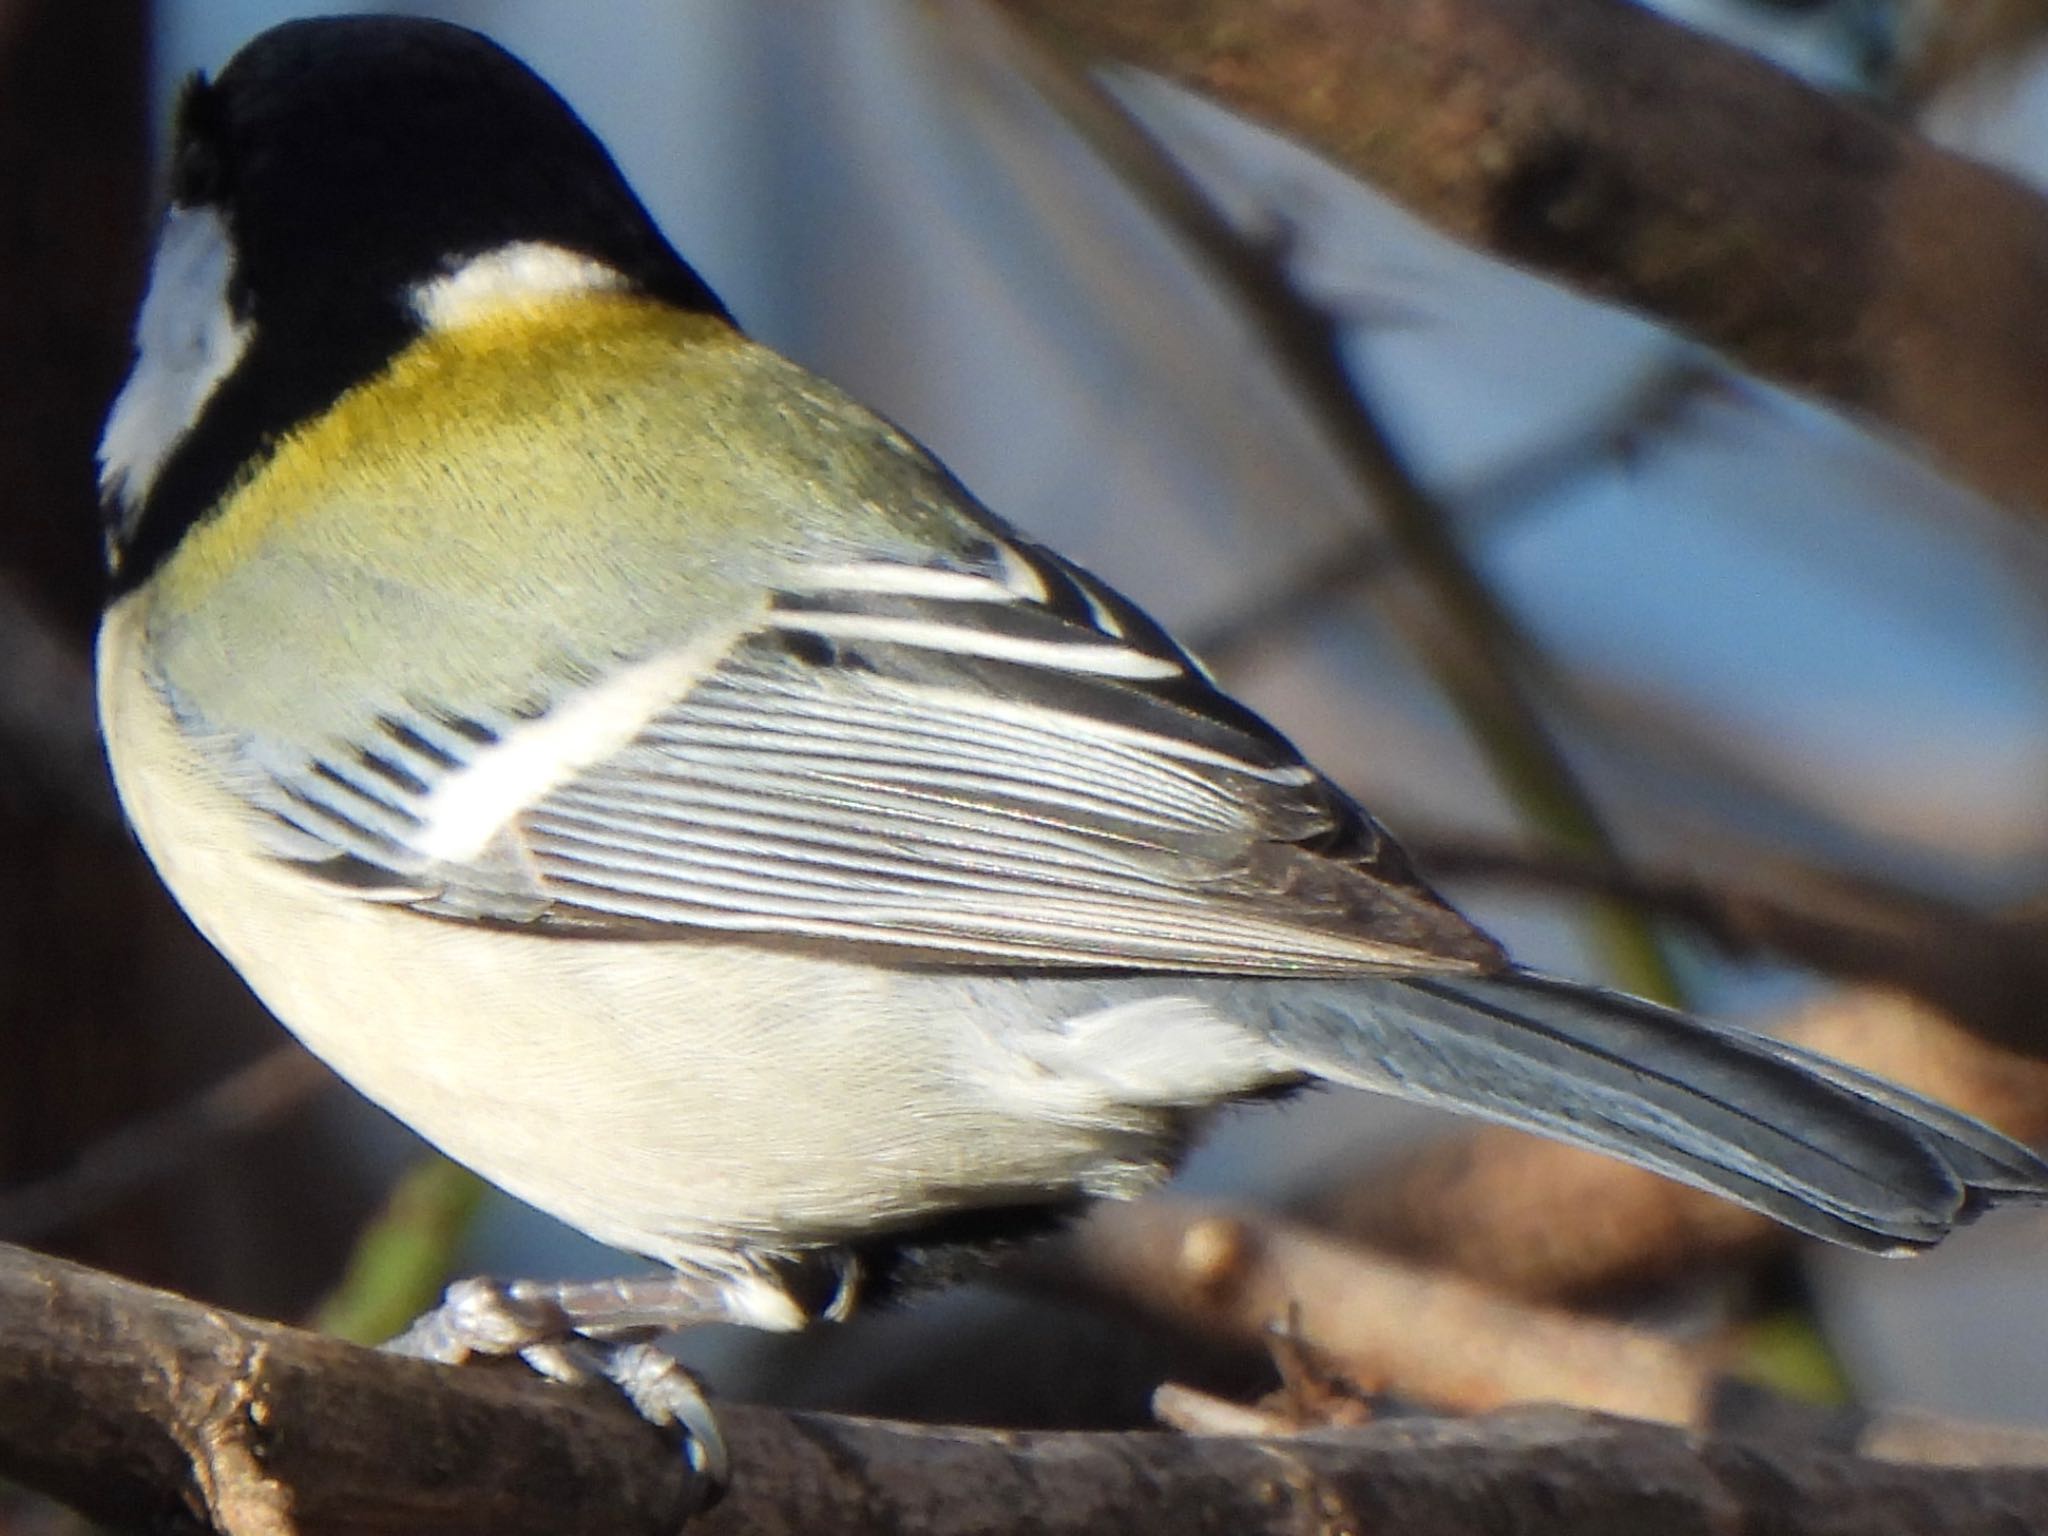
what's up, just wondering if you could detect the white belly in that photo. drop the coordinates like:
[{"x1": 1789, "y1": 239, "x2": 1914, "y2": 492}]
[{"x1": 95, "y1": 598, "x2": 1193, "y2": 1275}]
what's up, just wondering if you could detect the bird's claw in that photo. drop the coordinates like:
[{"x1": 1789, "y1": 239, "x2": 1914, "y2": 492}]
[
  {"x1": 386, "y1": 1275, "x2": 568, "y2": 1362},
  {"x1": 386, "y1": 1277, "x2": 728, "y2": 1505}
]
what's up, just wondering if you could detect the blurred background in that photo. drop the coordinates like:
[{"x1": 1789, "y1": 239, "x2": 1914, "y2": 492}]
[{"x1": 7, "y1": 0, "x2": 2048, "y2": 1510}]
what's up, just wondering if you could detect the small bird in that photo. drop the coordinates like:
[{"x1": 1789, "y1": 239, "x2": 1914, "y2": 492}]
[{"x1": 98, "y1": 13, "x2": 2045, "y2": 1489}]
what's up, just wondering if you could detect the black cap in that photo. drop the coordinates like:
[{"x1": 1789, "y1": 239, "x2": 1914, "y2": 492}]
[
  {"x1": 112, "y1": 16, "x2": 730, "y2": 590},
  {"x1": 179, "y1": 17, "x2": 727, "y2": 325}
]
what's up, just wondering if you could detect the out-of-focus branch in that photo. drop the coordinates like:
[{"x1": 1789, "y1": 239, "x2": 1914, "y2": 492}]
[
  {"x1": 1051, "y1": 1197, "x2": 2048, "y2": 1467},
  {"x1": 1410, "y1": 836, "x2": 2048, "y2": 1054},
  {"x1": 1190, "y1": 356, "x2": 1725, "y2": 669},
  {"x1": 0, "y1": 573, "x2": 117, "y2": 829},
  {"x1": 9, "y1": 1240, "x2": 2048, "y2": 1536},
  {"x1": 314, "y1": 1154, "x2": 486, "y2": 1346},
  {"x1": 936, "y1": 3, "x2": 1685, "y2": 1004},
  {"x1": 1900, "y1": 0, "x2": 2048, "y2": 102},
  {"x1": 985, "y1": 0, "x2": 2048, "y2": 521},
  {"x1": 1043, "y1": 1197, "x2": 1715, "y2": 1424},
  {"x1": 1313, "y1": 987, "x2": 2048, "y2": 1303},
  {"x1": 0, "y1": 1046, "x2": 328, "y2": 1244}
]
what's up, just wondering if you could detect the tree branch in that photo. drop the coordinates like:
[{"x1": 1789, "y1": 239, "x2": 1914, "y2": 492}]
[
  {"x1": 1037, "y1": 1197, "x2": 1716, "y2": 1424},
  {"x1": 7, "y1": 1240, "x2": 2048, "y2": 1534},
  {"x1": 1408, "y1": 837, "x2": 2048, "y2": 1054},
  {"x1": 0, "y1": 1242, "x2": 698, "y2": 1536},
  {"x1": 935, "y1": 2, "x2": 1687, "y2": 1003},
  {"x1": 1045, "y1": 1197, "x2": 2048, "y2": 1466},
  {"x1": 985, "y1": 0, "x2": 2048, "y2": 519}
]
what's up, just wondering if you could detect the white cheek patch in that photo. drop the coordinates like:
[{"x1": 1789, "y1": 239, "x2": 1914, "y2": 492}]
[
  {"x1": 409, "y1": 241, "x2": 629, "y2": 332},
  {"x1": 98, "y1": 203, "x2": 255, "y2": 520}
]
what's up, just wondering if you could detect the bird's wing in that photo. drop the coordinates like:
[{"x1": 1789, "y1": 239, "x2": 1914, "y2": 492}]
[{"x1": 242, "y1": 533, "x2": 1502, "y2": 976}]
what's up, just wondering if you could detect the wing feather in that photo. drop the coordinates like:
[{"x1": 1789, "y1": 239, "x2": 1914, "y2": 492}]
[{"x1": 249, "y1": 541, "x2": 1501, "y2": 975}]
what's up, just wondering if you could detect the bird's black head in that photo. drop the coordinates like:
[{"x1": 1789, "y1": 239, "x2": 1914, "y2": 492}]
[
  {"x1": 102, "y1": 16, "x2": 730, "y2": 591},
  {"x1": 178, "y1": 17, "x2": 727, "y2": 329}
]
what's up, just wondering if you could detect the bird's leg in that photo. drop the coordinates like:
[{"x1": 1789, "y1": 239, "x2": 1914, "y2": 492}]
[{"x1": 386, "y1": 1270, "x2": 771, "y2": 1497}]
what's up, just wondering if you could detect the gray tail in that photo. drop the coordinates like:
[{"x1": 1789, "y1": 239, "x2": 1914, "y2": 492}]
[{"x1": 1255, "y1": 967, "x2": 2048, "y2": 1251}]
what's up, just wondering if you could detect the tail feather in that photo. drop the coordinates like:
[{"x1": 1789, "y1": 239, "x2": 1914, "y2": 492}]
[
  {"x1": 1717, "y1": 1020, "x2": 2047, "y2": 1201},
  {"x1": 1249, "y1": 967, "x2": 2048, "y2": 1252},
  {"x1": 1455, "y1": 972, "x2": 2048, "y2": 1201}
]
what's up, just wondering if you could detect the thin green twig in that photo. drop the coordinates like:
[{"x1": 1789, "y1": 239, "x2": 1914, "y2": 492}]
[{"x1": 316, "y1": 1155, "x2": 485, "y2": 1345}]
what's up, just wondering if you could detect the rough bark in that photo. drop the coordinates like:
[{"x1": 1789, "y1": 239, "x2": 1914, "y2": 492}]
[
  {"x1": 6, "y1": 1241, "x2": 2048, "y2": 1536},
  {"x1": 987, "y1": 0, "x2": 2048, "y2": 520}
]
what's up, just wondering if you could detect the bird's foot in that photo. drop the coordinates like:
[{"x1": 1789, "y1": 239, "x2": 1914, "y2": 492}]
[{"x1": 388, "y1": 1274, "x2": 732, "y2": 1499}]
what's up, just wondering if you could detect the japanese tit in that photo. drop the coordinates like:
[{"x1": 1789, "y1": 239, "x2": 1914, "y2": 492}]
[{"x1": 98, "y1": 11, "x2": 2046, "y2": 1459}]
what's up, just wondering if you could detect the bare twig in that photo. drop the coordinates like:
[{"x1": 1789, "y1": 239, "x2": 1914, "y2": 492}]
[
  {"x1": 7, "y1": 1240, "x2": 2048, "y2": 1535},
  {"x1": 1044, "y1": 1197, "x2": 1715, "y2": 1424},
  {"x1": 934, "y1": 3, "x2": 1684, "y2": 1003},
  {"x1": 1408, "y1": 835, "x2": 2048, "y2": 1053},
  {"x1": 1151, "y1": 1380, "x2": 1300, "y2": 1437},
  {"x1": 0, "y1": 1046, "x2": 329, "y2": 1243},
  {"x1": 986, "y1": 0, "x2": 2048, "y2": 521},
  {"x1": 1046, "y1": 1198, "x2": 2048, "y2": 1467},
  {"x1": 1189, "y1": 355, "x2": 1723, "y2": 668}
]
